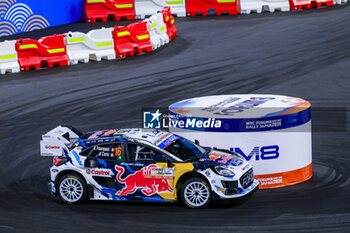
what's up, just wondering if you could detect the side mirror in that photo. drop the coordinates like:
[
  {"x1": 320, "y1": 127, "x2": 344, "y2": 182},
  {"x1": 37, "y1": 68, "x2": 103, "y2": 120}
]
[
  {"x1": 84, "y1": 158, "x2": 98, "y2": 168},
  {"x1": 167, "y1": 159, "x2": 174, "y2": 168},
  {"x1": 195, "y1": 139, "x2": 200, "y2": 145}
]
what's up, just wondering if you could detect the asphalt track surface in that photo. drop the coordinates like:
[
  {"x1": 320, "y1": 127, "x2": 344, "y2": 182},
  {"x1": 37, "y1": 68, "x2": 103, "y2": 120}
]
[{"x1": 1, "y1": 5, "x2": 350, "y2": 233}]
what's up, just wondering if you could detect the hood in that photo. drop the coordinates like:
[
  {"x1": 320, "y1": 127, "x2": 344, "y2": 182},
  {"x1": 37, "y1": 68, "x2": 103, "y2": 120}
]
[{"x1": 198, "y1": 150, "x2": 246, "y2": 167}]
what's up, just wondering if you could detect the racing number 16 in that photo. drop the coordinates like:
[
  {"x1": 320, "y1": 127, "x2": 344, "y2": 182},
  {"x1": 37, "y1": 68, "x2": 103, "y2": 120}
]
[{"x1": 114, "y1": 147, "x2": 122, "y2": 157}]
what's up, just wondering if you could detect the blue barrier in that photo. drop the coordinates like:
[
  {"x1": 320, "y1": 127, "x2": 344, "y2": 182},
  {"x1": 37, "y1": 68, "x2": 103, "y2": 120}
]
[{"x1": 0, "y1": 0, "x2": 83, "y2": 37}]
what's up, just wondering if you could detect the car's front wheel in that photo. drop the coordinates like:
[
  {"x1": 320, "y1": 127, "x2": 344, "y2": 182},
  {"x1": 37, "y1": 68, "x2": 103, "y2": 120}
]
[
  {"x1": 58, "y1": 173, "x2": 87, "y2": 204},
  {"x1": 181, "y1": 177, "x2": 211, "y2": 209}
]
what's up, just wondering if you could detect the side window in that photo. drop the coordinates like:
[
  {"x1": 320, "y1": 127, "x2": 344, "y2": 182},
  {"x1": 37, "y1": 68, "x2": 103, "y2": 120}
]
[
  {"x1": 82, "y1": 143, "x2": 125, "y2": 161},
  {"x1": 127, "y1": 143, "x2": 167, "y2": 163}
]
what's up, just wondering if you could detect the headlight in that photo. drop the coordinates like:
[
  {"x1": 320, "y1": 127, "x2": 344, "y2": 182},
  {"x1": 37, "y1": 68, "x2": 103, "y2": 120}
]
[{"x1": 214, "y1": 166, "x2": 235, "y2": 177}]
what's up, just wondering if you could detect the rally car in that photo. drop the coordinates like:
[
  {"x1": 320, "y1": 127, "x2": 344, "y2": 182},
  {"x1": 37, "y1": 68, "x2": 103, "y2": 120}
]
[{"x1": 40, "y1": 125, "x2": 259, "y2": 208}]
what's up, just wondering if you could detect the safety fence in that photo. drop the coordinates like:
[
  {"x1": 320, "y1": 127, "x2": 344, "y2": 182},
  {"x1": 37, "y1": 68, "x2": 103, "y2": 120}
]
[
  {"x1": 83, "y1": 0, "x2": 348, "y2": 22},
  {"x1": 0, "y1": 7, "x2": 176, "y2": 75}
]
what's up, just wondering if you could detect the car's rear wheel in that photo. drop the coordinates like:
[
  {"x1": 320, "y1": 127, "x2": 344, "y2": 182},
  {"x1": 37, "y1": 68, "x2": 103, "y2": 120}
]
[
  {"x1": 58, "y1": 173, "x2": 87, "y2": 204},
  {"x1": 181, "y1": 177, "x2": 211, "y2": 209}
]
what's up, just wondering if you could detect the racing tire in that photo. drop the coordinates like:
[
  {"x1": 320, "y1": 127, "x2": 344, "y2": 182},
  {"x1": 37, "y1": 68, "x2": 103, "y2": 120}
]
[
  {"x1": 181, "y1": 177, "x2": 211, "y2": 209},
  {"x1": 57, "y1": 173, "x2": 87, "y2": 204}
]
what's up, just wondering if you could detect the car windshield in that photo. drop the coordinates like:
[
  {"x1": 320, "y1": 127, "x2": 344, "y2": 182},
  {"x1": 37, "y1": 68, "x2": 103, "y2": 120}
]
[{"x1": 163, "y1": 136, "x2": 207, "y2": 161}]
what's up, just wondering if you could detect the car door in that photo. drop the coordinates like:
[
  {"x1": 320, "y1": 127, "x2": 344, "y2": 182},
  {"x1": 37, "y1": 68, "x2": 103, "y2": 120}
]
[
  {"x1": 113, "y1": 142, "x2": 175, "y2": 201},
  {"x1": 82, "y1": 142, "x2": 127, "y2": 198}
]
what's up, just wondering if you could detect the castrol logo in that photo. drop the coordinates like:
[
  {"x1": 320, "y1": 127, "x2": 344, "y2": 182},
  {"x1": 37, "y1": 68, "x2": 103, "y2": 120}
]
[{"x1": 86, "y1": 169, "x2": 111, "y2": 176}]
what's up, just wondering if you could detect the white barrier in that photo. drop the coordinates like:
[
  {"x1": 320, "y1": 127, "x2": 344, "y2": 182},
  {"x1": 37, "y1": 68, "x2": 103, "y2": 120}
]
[
  {"x1": 144, "y1": 13, "x2": 170, "y2": 50},
  {"x1": 168, "y1": 94, "x2": 313, "y2": 189},
  {"x1": 134, "y1": 0, "x2": 186, "y2": 19},
  {"x1": 238, "y1": 0, "x2": 264, "y2": 14},
  {"x1": 65, "y1": 27, "x2": 115, "y2": 65},
  {"x1": 262, "y1": 0, "x2": 290, "y2": 12},
  {"x1": 0, "y1": 40, "x2": 20, "y2": 75},
  {"x1": 238, "y1": 0, "x2": 290, "y2": 14},
  {"x1": 334, "y1": 0, "x2": 347, "y2": 4}
]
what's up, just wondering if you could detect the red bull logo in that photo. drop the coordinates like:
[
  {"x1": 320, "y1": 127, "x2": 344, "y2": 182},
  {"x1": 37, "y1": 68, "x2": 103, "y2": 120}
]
[
  {"x1": 208, "y1": 154, "x2": 221, "y2": 161},
  {"x1": 114, "y1": 164, "x2": 174, "y2": 196},
  {"x1": 219, "y1": 155, "x2": 232, "y2": 164}
]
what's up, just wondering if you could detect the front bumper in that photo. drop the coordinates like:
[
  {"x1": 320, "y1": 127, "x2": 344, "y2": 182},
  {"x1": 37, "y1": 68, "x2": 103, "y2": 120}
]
[
  {"x1": 213, "y1": 179, "x2": 259, "y2": 200},
  {"x1": 48, "y1": 181, "x2": 57, "y2": 197},
  {"x1": 205, "y1": 167, "x2": 260, "y2": 200}
]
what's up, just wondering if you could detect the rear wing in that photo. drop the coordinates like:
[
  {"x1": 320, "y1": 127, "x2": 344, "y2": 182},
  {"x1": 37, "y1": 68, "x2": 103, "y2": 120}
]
[{"x1": 40, "y1": 125, "x2": 83, "y2": 156}]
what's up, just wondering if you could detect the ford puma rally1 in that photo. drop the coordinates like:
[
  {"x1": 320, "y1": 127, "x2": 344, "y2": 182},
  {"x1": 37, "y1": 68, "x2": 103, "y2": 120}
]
[{"x1": 40, "y1": 125, "x2": 259, "y2": 208}]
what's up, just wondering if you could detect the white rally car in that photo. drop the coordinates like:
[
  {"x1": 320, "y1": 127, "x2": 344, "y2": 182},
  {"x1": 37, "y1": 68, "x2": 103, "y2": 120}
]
[{"x1": 40, "y1": 125, "x2": 259, "y2": 208}]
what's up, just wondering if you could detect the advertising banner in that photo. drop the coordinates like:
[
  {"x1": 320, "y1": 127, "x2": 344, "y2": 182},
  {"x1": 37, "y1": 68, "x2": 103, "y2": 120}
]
[
  {"x1": 0, "y1": 0, "x2": 83, "y2": 37},
  {"x1": 168, "y1": 94, "x2": 313, "y2": 188}
]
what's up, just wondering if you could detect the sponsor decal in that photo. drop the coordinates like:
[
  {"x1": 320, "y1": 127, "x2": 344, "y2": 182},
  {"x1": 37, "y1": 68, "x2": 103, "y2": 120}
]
[
  {"x1": 210, "y1": 145, "x2": 280, "y2": 162},
  {"x1": 144, "y1": 167, "x2": 175, "y2": 179},
  {"x1": 157, "y1": 134, "x2": 179, "y2": 149},
  {"x1": 232, "y1": 145, "x2": 280, "y2": 161},
  {"x1": 206, "y1": 154, "x2": 235, "y2": 164},
  {"x1": 45, "y1": 145, "x2": 60, "y2": 149},
  {"x1": 242, "y1": 164, "x2": 250, "y2": 171},
  {"x1": 216, "y1": 188, "x2": 225, "y2": 191},
  {"x1": 143, "y1": 109, "x2": 162, "y2": 129},
  {"x1": 257, "y1": 176, "x2": 283, "y2": 186},
  {"x1": 103, "y1": 130, "x2": 117, "y2": 136},
  {"x1": 230, "y1": 157, "x2": 243, "y2": 166},
  {"x1": 245, "y1": 119, "x2": 282, "y2": 129},
  {"x1": 51, "y1": 169, "x2": 59, "y2": 173},
  {"x1": 168, "y1": 117, "x2": 222, "y2": 129},
  {"x1": 86, "y1": 169, "x2": 111, "y2": 176},
  {"x1": 208, "y1": 154, "x2": 221, "y2": 161},
  {"x1": 212, "y1": 97, "x2": 275, "y2": 116},
  {"x1": 88, "y1": 130, "x2": 104, "y2": 139},
  {"x1": 241, "y1": 172, "x2": 254, "y2": 188},
  {"x1": 153, "y1": 132, "x2": 171, "y2": 145},
  {"x1": 142, "y1": 108, "x2": 222, "y2": 130},
  {"x1": 114, "y1": 164, "x2": 174, "y2": 196},
  {"x1": 219, "y1": 155, "x2": 233, "y2": 164},
  {"x1": 201, "y1": 97, "x2": 241, "y2": 112}
]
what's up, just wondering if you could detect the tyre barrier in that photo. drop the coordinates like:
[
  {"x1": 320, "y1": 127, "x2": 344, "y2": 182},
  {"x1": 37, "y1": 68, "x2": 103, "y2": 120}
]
[
  {"x1": 83, "y1": 0, "x2": 136, "y2": 22},
  {"x1": 0, "y1": 40, "x2": 20, "y2": 75},
  {"x1": 168, "y1": 94, "x2": 313, "y2": 189},
  {"x1": 0, "y1": 8, "x2": 177, "y2": 75},
  {"x1": 65, "y1": 28, "x2": 116, "y2": 65},
  {"x1": 135, "y1": 0, "x2": 186, "y2": 19}
]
